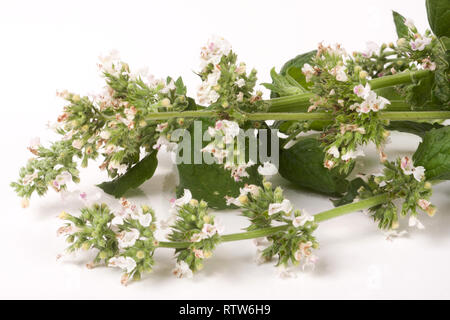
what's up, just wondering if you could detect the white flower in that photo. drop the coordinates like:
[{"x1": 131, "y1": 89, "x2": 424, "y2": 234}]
[
  {"x1": 160, "y1": 79, "x2": 176, "y2": 94},
  {"x1": 22, "y1": 172, "x2": 38, "y2": 185},
  {"x1": 137, "y1": 213, "x2": 152, "y2": 227},
  {"x1": 156, "y1": 122, "x2": 169, "y2": 132},
  {"x1": 79, "y1": 191, "x2": 101, "y2": 206},
  {"x1": 301, "y1": 63, "x2": 315, "y2": 82},
  {"x1": 173, "y1": 261, "x2": 193, "y2": 278},
  {"x1": 98, "y1": 50, "x2": 121, "y2": 75},
  {"x1": 421, "y1": 58, "x2": 436, "y2": 71},
  {"x1": 235, "y1": 79, "x2": 245, "y2": 88},
  {"x1": 29, "y1": 137, "x2": 41, "y2": 150},
  {"x1": 413, "y1": 166, "x2": 425, "y2": 182},
  {"x1": 292, "y1": 210, "x2": 314, "y2": 228},
  {"x1": 118, "y1": 228, "x2": 140, "y2": 248},
  {"x1": 240, "y1": 184, "x2": 260, "y2": 197},
  {"x1": 108, "y1": 161, "x2": 128, "y2": 175},
  {"x1": 193, "y1": 249, "x2": 205, "y2": 259},
  {"x1": 228, "y1": 160, "x2": 255, "y2": 182},
  {"x1": 199, "y1": 35, "x2": 232, "y2": 70},
  {"x1": 190, "y1": 233, "x2": 205, "y2": 242},
  {"x1": 225, "y1": 196, "x2": 243, "y2": 207},
  {"x1": 236, "y1": 92, "x2": 244, "y2": 102},
  {"x1": 99, "y1": 130, "x2": 111, "y2": 140},
  {"x1": 108, "y1": 256, "x2": 137, "y2": 274},
  {"x1": 400, "y1": 156, "x2": 414, "y2": 175},
  {"x1": 53, "y1": 171, "x2": 72, "y2": 189},
  {"x1": 111, "y1": 216, "x2": 124, "y2": 226},
  {"x1": 153, "y1": 135, "x2": 178, "y2": 152},
  {"x1": 211, "y1": 120, "x2": 240, "y2": 144},
  {"x1": 353, "y1": 83, "x2": 371, "y2": 98},
  {"x1": 341, "y1": 149, "x2": 365, "y2": 161},
  {"x1": 408, "y1": 215, "x2": 425, "y2": 230},
  {"x1": 330, "y1": 65, "x2": 348, "y2": 82},
  {"x1": 417, "y1": 199, "x2": 431, "y2": 210},
  {"x1": 257, "y1": 162, "x2": 278, "y2": 176},
  {"x1": 404, "y1": 18, "x2": 415, "y2": 29},
  {"x1": 268, "y1": 199, "x2": 293, "y2": 215},
  {"x1": 72, "y1": 139, "x2": 83, "y2": 150},
  {"x1": 327, "y1": 146, "x2": 340, "y2": 158},
  {"x1": 410, "y1": 36, "x2": 432, "y2": 51},
  {"x1": 171, "y1": 189, "x2": 192, "y2": 207},
  {"x1": 202, "y1": 223, "x2": 218, "y2": 237},
  {"x1": 400, "y1": 156, "x2": 425, "y2": 181},
  {"x1": 363, "y1": 41, "x2": 380, "y2": 57},
  {"x1": 324, "y1": 159, "x2": 335, "y2": 169}
]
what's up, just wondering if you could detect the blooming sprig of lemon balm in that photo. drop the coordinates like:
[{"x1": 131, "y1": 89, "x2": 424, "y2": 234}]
[{"x1": 12, "y1": 1, "x2": 450, "y2": 284}]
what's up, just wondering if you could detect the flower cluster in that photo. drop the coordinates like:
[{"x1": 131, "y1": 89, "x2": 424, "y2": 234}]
[
  {"x1": 201, "y1": 119, "x2": 257, "y2": 181},
  {"x1": 227, "y1": 180, "x2": 319, "y2": 275},
  {"x1": 12, "y1": 51, "x2": 193, "y2": 204},
  {"x1": 197, "y1": 35, "x2": 268, "y2": 116},
  {"x1": 302, "y1": 43, "x2": 390, "y2": 173},
  {"x1": 358, "y1": 156, "x2": 435, "y2": 230},
  {"x1": 58, "y1": 200, "x2": 158, "y2": 285},
  {"x1": 167, "y1": 190, "x2": 224, "y2": 278}
]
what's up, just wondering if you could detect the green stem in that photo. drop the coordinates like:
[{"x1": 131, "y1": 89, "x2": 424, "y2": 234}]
[
  {"x1": 157, "y1": 193, "x2": 389, "y2": 249},
  {"x1": 144, "y1": 110, "x2": 450, "y2": 122},
  {"x1": 268, "y1": 69, "x2": 431, "y2": 112}
]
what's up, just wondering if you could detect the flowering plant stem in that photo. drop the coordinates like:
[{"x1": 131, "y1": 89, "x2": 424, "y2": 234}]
[
  {"x1": 158, "y1": 193, "x2": 390, "y2": 249},
  {"x1": 144, "y1": 110, "x2": 450, "y2": 122},
  {"x1": 142, "y1": 69, "x2": 450, "y2": 122},
  {"x1": 268, "y1": 69, "x2": 432, "y2": 111}
]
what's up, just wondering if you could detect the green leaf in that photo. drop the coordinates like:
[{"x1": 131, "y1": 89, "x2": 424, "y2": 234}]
[
  {"x1": 386, "y1": 121, "x2": 444, "y2": 138},
  {"x1": 97, "y1": 151, "x2": 158, "y2": 198},
  {"x1": 413, "y1": 126, "x2": 450, "y2": 180},
  {"x1": 262, "y1": 68, "x2": 307, "y2": 97},
  {"x1": 278, "y1": 137, "x2": 352, "y2": 195},
  {"x1": 176, "y1": 119, "x2": 262, "y2": 210},
  {"x1": 431, "y1": 38, "x2": 450, "y2": 108},
  {"x1": 270, "y1": 50, "x2": 316, "y2": 98},
  {"x1": 426, "y1": 0, "x2": 450, "y2": 38},
  {"x1": 331, "y1": 178, "x2": 369, "y2": 206},
  {"x1": 392, "y1": 11, "x2": 409, "y2": 38}
]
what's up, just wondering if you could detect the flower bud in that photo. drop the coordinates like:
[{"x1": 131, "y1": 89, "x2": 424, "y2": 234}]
[
  {"x1": 136, "y1": 250, "x2": 145, "y2": 259},
  {"x1": 238, "y1": 195, "x2": 248, "y2": 205},
  {"x1": 426, "y1": 205, "x2": 436, "y2": 217},
  {"x1": 21, "y1": 198, "x2": 30, "y2": 208},
  {"x1": 199, "y1": 200, "x2": 208, "y2": 210},
  {"x1": 359, "y1": 70, "x2": 369, "y2": 79},
  {"x1": 161, "y1": 98, "x2": 171, "y2": 107},
  {"x1": 424, "y1": 182, "x2": 432, "y2": 190},
  {"x1": 72, "y1": 94, "x2": 81, "y2": 102},
  {"x1": 58, "y1": 211, "x2": 69, "y2": 220},
  {"x1": 396, "y1": 38, "x2": 407, "y2": 47},
  {"x1": 81, "y1": 242, "x2": 91, "y2": 251},
  {"x1": 99, "y1": 251, "x2": 108, "y2": 260}
]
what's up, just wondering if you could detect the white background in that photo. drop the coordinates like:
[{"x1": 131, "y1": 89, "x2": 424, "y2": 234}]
[{"x1": 1, "y1": 0, "x2": 449, "y2": 299}]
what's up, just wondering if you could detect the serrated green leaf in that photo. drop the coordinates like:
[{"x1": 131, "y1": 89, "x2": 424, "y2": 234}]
[
  {"x1": 262, "y1": 67, "x2": 306, "y2": 97},
  {"x1": 269, "y1": 50, "x2": 316, "y2": 98},
  {"x1": 278, "y1": 137, "x2": 352, "y2": 195},
  {"x1": 426, "y1": 0, "x2": 450, "y2": 38},
  {"x1": 392, "y1": 11, "x2": 409, "y2": 38},
  {"x1": 413, "y1": 126, "x2": 450, "y2": 180},
  {"x1": 176, "y1": 119, "x2": 262, "y2": 210},
  {"x1": 97, "y1": 151, "x2": 158, "y2": 198}
]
